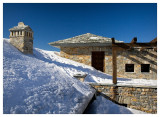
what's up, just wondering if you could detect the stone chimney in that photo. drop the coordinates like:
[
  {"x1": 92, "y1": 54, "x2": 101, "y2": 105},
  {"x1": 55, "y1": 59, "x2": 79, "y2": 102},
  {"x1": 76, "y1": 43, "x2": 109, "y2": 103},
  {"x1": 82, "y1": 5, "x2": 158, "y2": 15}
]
[{"x1": 9, "y1": 22, "x2": 34, "y2": 54}]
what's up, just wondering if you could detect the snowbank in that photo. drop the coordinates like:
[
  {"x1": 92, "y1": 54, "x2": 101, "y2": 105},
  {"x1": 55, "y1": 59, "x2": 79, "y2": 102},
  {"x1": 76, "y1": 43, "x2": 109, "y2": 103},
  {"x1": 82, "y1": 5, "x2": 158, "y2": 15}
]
[
  {"x1": 3, "y1": 39, "x2": 95, "y2": 114},
  {"x1": 84, "y1": 96, "x2": 146, "y2": 114}
]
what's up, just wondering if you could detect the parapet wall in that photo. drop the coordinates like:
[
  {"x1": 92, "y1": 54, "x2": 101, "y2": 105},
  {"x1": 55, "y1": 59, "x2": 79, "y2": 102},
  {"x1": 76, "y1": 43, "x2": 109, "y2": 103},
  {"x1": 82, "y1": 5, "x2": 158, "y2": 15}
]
[{"x1": 90, "y1": 83, "x2": 157, "y2": 113}]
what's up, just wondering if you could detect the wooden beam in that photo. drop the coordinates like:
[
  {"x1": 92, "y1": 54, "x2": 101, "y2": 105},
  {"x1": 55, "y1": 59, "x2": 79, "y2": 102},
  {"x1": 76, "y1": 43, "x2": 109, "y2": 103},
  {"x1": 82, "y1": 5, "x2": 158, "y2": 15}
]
[
  {"x1": 150, "y1": 37, "x2": 157, "y2": 43},
  {"x1": 112, "y1": 37, "x2": 115, "y2": 44},
  {"x1": 113, "y1": 43, "x2": 157, "y2": 48},
  {"x1": 112, "y1": 47, "x2": 117, "y2": 84},
  {"x1": 111, "y1": 37, "x2": 117, "y2": 84},
  {"x1": 131, "y1": 37, "x2": 137, "y2": 44},
  {"x1": 140, "y1": 37, "x2": 157, "y2": 51}
]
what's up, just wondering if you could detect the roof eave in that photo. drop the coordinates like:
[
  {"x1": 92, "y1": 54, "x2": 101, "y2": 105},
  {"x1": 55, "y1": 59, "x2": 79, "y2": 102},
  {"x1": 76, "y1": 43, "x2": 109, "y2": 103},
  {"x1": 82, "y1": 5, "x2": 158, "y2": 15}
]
[
  {"x1": 9, "y1": 26, "x2": 33, "y2": 31},
  {"x1": 49, "y1": 43, "x2": 114, "y2": 47}
]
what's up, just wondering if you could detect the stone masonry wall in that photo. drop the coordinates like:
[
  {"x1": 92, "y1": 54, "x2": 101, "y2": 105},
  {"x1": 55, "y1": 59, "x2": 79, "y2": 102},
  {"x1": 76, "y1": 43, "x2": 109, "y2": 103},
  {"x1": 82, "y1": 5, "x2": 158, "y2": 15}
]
[
  {"x1": 116, "y1": 49, "x2": 157, "y2": 80},
  {"x1": 90, "y1": 84, "x2": 157, "y2": 113},
  {"x1": 60, "y1": 47, "x2": 157, "y2": 80},
  {"x1": 10, "y1": 36, "x2": 33, "y2": 54}
]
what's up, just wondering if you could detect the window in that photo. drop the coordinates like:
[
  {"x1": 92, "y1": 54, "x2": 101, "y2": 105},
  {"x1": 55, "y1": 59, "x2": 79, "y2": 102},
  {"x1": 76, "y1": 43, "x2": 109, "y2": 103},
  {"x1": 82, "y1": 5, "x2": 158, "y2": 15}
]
[
  {"x1": 125, "y1": 64, "x2": 134, "y2": 72},
  {"x1": 141, "y1": 64, "x2": 150, "y2": 72}
]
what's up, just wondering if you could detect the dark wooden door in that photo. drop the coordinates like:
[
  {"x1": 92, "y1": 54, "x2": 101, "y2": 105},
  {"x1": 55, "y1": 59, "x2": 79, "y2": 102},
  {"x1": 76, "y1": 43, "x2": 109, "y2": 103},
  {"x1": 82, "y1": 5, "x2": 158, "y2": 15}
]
[{"x1": 91, "y1": 51, "x2": 104, "y2": 72}]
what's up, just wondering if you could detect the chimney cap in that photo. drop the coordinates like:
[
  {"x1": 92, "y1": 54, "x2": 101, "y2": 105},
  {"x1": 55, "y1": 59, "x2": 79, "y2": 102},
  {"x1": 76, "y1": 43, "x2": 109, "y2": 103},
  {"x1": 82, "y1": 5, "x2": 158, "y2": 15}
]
[{"x1": 18, "y1": 22, "x2": 25, "y2": 26}]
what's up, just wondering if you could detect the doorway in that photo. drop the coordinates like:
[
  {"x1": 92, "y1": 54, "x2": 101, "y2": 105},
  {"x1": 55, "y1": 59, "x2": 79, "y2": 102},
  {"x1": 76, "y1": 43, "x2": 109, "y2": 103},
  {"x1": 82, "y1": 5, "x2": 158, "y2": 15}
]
[{"x1": 91, "y1": 51, "x2": 105, "y2": 72}]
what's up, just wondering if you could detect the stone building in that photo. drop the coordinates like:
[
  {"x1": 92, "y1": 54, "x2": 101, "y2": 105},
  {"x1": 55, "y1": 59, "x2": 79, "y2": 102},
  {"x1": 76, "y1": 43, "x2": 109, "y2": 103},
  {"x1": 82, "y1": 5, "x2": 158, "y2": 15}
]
[
  {"x1": 9, "y1": 22, "x2": 34, "y2": 54},
  {"x1": 49, "y1": 33, "x2": 157, "y2": 80}
]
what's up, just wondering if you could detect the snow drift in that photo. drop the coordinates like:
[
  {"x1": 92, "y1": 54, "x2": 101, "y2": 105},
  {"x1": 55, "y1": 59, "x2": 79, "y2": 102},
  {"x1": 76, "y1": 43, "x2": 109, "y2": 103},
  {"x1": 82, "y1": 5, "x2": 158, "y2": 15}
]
[
  {"x1": 3, "y1": 39, "x2": 95, "y2": 114},
  {"x1": 84, "y1": 96, "x2": 146, "y2": 114}
]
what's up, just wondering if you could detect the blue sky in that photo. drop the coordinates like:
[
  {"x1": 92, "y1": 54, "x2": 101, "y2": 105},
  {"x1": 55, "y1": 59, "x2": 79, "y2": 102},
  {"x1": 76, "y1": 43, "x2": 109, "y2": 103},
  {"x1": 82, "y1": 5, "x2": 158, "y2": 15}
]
[{"x1": 3, "y1": 3, "x2": 157, "y2": 51}]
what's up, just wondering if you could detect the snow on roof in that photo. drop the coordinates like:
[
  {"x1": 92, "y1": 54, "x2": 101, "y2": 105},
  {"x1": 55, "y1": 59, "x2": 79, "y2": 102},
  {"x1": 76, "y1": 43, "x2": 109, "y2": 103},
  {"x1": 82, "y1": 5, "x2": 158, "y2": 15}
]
[
  {"x1": 3, "y1": 39, "x2": 95, "y2": 114},
  {"x1": 89, "y1": 37, "x2": 99, "y2": 39},
  {"x1": 49, "y1": 33, "x2": 123, "y2": 47}
]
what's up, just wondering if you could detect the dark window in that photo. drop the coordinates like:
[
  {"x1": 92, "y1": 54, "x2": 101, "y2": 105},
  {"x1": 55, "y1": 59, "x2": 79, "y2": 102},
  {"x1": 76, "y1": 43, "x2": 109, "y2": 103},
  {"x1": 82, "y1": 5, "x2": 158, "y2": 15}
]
[
  {"x1": 125, "y1": 64, "x2": 134, "y2": 72},
  {"x1": 20, "y1": 31, "x2": 22, "y2": 35},
  {"x1": 141, "y1": 64, "x2": 150, "y2": 72}
]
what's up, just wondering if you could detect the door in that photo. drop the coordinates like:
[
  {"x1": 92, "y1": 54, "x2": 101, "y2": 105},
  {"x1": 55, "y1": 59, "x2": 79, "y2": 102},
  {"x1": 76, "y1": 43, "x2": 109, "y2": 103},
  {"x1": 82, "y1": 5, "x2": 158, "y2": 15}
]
[{"x1": 91, "y1": 51, "x2": 105, "y2": 72}]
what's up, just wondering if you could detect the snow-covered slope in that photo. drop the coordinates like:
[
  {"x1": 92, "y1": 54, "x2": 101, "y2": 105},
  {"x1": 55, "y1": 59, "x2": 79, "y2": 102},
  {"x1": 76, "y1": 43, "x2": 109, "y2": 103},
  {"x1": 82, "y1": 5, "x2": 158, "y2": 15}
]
[
  {"x1": 36, "y1": 44, "x2": 156, "y2": 87},
  {"x1": 3, "y1": 39, "x2": 95, "y2": 114},
  {"x1": 84, "y1": 96, "x2": 146, "y2": 114}
]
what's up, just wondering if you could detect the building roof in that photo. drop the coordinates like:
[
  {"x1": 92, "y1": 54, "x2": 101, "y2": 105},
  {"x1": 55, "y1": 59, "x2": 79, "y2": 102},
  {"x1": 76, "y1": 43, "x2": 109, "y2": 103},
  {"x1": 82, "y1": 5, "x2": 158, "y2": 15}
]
[
  {"x1": 9, "y1": 22, "x2": 33, "y2": 31},
  {"x1": 49, "y1": 33, "x2": 123, "y2": 48}
]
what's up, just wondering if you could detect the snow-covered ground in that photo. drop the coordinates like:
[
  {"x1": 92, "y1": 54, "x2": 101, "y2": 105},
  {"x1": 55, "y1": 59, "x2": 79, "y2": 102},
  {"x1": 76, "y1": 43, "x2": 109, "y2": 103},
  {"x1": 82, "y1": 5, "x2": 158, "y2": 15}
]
[
  {"x1": 3, "y1": 39, "x2": 156, "y2": 114},
  {"x1": 84, "y1": 96, "x2": 146, "y2": 114}
]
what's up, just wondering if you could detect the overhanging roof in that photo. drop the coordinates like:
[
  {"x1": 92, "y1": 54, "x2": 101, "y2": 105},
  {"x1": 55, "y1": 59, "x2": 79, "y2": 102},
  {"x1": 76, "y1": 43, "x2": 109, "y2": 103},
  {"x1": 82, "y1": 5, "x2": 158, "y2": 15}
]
[{"x1": 49, "y1": 33, "x2": 123, "y2": 48}]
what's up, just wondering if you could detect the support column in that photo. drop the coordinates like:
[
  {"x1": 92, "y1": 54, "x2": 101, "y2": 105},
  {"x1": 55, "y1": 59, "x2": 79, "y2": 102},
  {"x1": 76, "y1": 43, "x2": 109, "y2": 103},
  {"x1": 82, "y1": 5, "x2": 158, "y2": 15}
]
[
  {"x1": 16, "y1": 31, "x2": 18, "y2": 36},
  {"x1": 112, "y1": 48, "x2": 117, "y2": 84},
  {"x1": 13, "y1": 31, "x2": 16, "y2": 36},
  {"x1": 10, "y1": 31, "x2": 12, "y2": 37},
  {"x1": 112, "y1": 37, "x2": 117, "y2": 84}
]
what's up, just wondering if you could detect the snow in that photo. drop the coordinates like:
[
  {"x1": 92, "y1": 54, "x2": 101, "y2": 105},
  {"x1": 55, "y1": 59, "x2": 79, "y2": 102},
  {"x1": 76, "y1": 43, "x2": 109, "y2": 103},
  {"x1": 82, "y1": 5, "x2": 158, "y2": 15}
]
[
  {"x1": 39, "y1": 47, "x2": 156, "y2": 87},
  {"x1": 3, "y1": 39, "x2": 95, "y2": 114},
  {"x1": 89, "y1": 37, "x2": 98, "y2": 39},
  {"x1": 3, "y1": 38, "x2": 156, "y2": 114},
  {"x1": 84, "y1": 96, "x2": 147, "y2": 114}
]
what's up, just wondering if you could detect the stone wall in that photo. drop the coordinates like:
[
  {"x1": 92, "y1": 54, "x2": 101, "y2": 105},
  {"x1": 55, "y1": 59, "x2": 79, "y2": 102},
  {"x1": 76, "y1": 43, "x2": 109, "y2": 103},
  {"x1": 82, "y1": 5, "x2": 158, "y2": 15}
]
[
  {"x1": 116, "y1": 49, "x2": 157, "y2": 80},
  {"x1": 90, "y1": 84, "x2": 157, "y2": 113},
  {"x1": 10, "y1": 35, "x2": 33, "y2": 54},
  {"x1": 60, "y1": 46, "x2": 157, "y2": 79}
]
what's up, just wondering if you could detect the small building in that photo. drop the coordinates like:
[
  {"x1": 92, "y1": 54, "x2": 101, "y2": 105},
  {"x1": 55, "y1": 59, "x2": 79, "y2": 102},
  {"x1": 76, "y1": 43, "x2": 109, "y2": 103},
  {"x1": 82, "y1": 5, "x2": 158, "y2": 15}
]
[
  {"x1": 49, "y1": 33, "x2": 157, "y2": 80},
  {"x1": 9, "y1": 22, "x2": 34, "y2": 54}
]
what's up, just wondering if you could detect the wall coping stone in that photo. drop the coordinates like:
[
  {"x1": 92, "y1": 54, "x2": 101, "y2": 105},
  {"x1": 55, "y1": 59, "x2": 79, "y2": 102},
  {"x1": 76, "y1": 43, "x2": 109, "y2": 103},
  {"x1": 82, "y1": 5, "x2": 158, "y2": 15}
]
[{"x1": 87, "y1": 83, "x2": 157, "y2": 89}]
